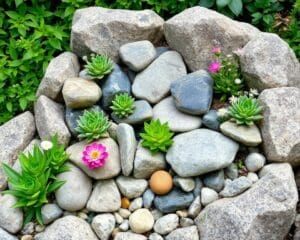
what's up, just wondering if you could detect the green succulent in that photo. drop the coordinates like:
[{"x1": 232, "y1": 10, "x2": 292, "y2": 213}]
[
  {"x1": 75, "y1": 109, "x2": 110, "y2": 142},
  {"x1": 110, "y1": 93, "x2": 135, "y2": 118},
  {"x1": 228, "y1": 96, "x2": 263, "y2": 126},
  {"x1": 84, "y1": 54, "x2": 114, "y2": 79},
  {"x1": 140, "y1": 119, "x2": 174, "y2": 154}
]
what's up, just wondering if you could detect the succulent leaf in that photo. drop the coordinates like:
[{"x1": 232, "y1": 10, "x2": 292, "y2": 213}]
[
  {"x1": 110, "y1": 93, "x2": 135, "y2": 118},
  {"x1": 84, "y1": 54, "x2": 114, "y2": 79}
]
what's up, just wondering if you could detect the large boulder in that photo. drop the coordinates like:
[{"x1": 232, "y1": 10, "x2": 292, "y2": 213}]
[
  {"x1": 164, "y1": 7, "x2": 259, "y2": 71},
  {"x1": 71, "y1": 7, "x2": 164, "y2": 61},
  {"x1": 259, "y1": 87, "x2": 300, "y2": 165},
  {"x1": 195, "y1": 163, "x2": 298, "y2": 240}
]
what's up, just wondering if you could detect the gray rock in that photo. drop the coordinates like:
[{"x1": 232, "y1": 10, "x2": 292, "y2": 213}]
[
  {"x1": 180, "y1": 218, "x2": 194, "y2": 228},
  {"x1": 132, "y1": 51, "x2": 187, "y2": 104},
  {"x1": 114, "y1": 232, "x2": 147, "y2": 240},
  {"x1": 134, "y1": 142, "x2": 166, "y2": 179},
  {"x1": 21, "y1": 222, "x2": 34, "y2": 235},
  {"x1": 202, "y1": 110, "x2": 220, "y2": 130},
  {"x1": 259, "y1": 87, "x2": 300, "y2": 165},
  {"x1": 219, "y1": 176, "x2": 252, "y2": 197},
  {"x1": 203, "y1": 170, "x2": 225, "y2": 192},
  {"x1": 201, "y1": 187, "x2": 218, "y2": 206},
  {"x1": 87, "y1": 179, "x2": 121, "y2": 212},
  {"x1": 164, "y1": 7, "x2": 259, "y2": 71},
  {"x1": 119, "y1": 40, "x2": 156, "y2": 71},
  {"x1": 166, "y1": 129, "x2": 239, "y2": 177},
  {"x1": 220, "y1": 121, "x2": 262, "y2": 147},
  {"x1": 154, "y1": 188, "x2": 194, "y2": 213},
  {"x1": 129, "y1": 208, "x2": 154, "y2": 234},
  {"x1": 35, "y1": 216, "x2": 98, "y2": 240},
  {"x1": 173, "y1": 177, "x2": 195, "y2": 192},
  {"x1": 245, "y1": 152, "x2": 266, "y2": 172},
  {"x1": 41, "y1": 204, "x2": 63, "y2": 225},
  {"x1": 247, "y1": 172, "x2": 259, "y2": 183},
  {"x1": 154, "y1": 214, "x2": 179, "y2": 235},
  {"x1": 188, "y1": 196, "x2": 201, "y2": 218},
  {"x1": 101, "y1": 64, "x2": 131, "y2": 109},
  {"x1": 224, "y1": 163, "x2": 239, "y2": 180},
  {"x1": 165, "y1": 226, "x2": 199, "y2": 240},
  {"x1": 36, "y1": 52, "x2": 79, "y2": 99},
  {"x1": 193, "y1": 177, "x2": 203, "y2": 197},
  {"x1": 119, "y1": 219, "x2": 129, "y2": 231},
  {"x1": 195, "y1": 163, "x2": 298, "y2": 240},
  {"x1": 66, "y1": 138, "x2": 121, "y2": 179},
  {"x1": 112, "y1": 100, "x2": 153, "y2": 125},
  {"x1": 0, "y1": 228, "x2": 18, "y2": 240},
  {"x1": 155, "y1": 47, "x2": 170, "y2": 58},
  {"x1": 170, "y1": 70, "x2": 213, "y2": 115},
  {"x1": 108, "y1": 121, "x2": 118, "y2": 140},
  {"x1": 143, "y1": 189, "x2": 155, "y2": 208},
  {"x1": 238, "y1": 33, "x2": 300, "y2": 91},
  {"x1": 34, "y1": 95, "x2": 70, "y2": 145},
  {"x1": 129, "y1": 197, "x2": 143, "y2": 212},
  {"x1": 153, "y1": 97, "x2": 202, "y2": 132},
  {"x1": 91, "y1": 213, "x2": 115, "y2": 240},
  {"x1": 114, "y1": 212, "x2": 123, "y2": 224},
  {"x1": 116, "y1": 176, "x2": 148, "y2": 199},
  {"x1": 151, "y1": 209, "x2": 163, "y2": 221},
  {"x1": 55, "y1": 163, "x2": 92, "y2": 211},
  {"x1": 62, "y1": 77, "x2": 101, "y2": 109},
  {"x1": 149, "y1": 233, "x2": 164, "y2": 240},
  {"x1": 71, "y1": 7, "x2": 164, "y2": 61},
  {"x1": 116, "y1": 123, "x2": 137, "y2": 176}
]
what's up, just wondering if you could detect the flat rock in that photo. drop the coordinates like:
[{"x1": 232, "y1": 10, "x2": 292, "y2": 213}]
[
  {"x1": 195, "y1": 163, "x2": 298, "y2": 240},
  {"x1": 132, "y1": 51, "x2": 187, "y2": 104},
  {"x1": 34, "y1": 95, "x2": 70, "y2": 145},
  {"x1": 67, "y1": 138, "x2": 121, "y2": 179},
  {"x1": 164, "y1": 7, "x2": 259, "y2": 71},
  {"x1": 220, "y1": 121, "x2": 262, "y2": 147},
  {"x1": 91, "y1": 213, "x2": 115, "y2": 240},
  {"x1": 41, "y1": 204, "x2": 63, "y2": 225},
  {"x1": 165, "y1": 226, "x2": 199, "y2": 240},
  {"x1": 202, "y1": 110, "x2": 220, "y2": 130},
  {"x1": 119, "y1": 40, "x2": 156, "y2": 71},
  {"x1": 114, "y1": 232, "x2": 147, "y2": 240},
  {"x1": 166, "y1": 129, "x2": 239, "y2": 177},
  {"x1": 259, "y1": 87, "x2": 300, "y2": 165},
  {"x1": 116, "y1": 176, "x2": 148, "y2": 199},
  {"x1": 154, "y1": 214, "x2": 179, "y2": 235},
  {"x1": 36, "y1": 52, "x2": 79, "y2": 99},
  {"x1": 0, "y1": 228, "x2": 18, "y2": 240},
  {"x1": 188, "y1": 196, "x2": 201, "y2": 218},
  {"x1": 219, "y1": 176, "x2": 252, "y2": 197},
  {"x1": 153, "y1": 97, "x2": 202, "y2": 132}
]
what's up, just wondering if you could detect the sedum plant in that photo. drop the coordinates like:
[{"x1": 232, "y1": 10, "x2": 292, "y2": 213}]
[
  {"x1": 84, "y1": 54, "x2": 114, "y2": 79},
  {"x1": 75, "y1": 109, "x2": 110, "y2": 143},
  {"x1": 140, "y1": 119, "x2": 174, "y2": 154},
  {"x1": 228, "y1": 96, "x2": 263, "y2": 126},
  {"x1": 110, "y1": 93, "x2": 135, "y2": 118}
]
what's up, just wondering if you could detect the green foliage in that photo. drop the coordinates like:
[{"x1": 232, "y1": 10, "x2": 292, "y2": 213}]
[
  {"x1": 140, "y1": 119, "x2": 174, "y2": 154},
  {"x1": 110, "y1": 93, "x2": 135, "y2": 118},
  {"x1": 84, "y1": 54, "x2": 114, "y2": 79},
  {"x1": 199, "y1": 0, "x2": 243, "y2": 17},
  {"x1": 75, "y1": 109, "x2": 110, "y2": 143},
  {"x1": 228, "y1": 96, "x2": 263, "y2": 126}
]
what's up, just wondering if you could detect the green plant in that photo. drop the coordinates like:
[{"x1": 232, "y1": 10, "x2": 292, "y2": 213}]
[
  {"x1": 140, "y1": 119, "x2": 174, "y2": 154},
  {"x1": 84, "y1": 54, "x2": 114, "y2": 79},
  {"x1": 110, "y1": 93, "x2": 135, "y2": 118},
  {"x1": 228, "y1": 96, "x2": 263, "y2": 126},
  {"x1": 199, "y1": 0, "x2": 243, "y2": 17},
  {"x1": 75, "y1": 109, "x2": 110, "y2": 142}
]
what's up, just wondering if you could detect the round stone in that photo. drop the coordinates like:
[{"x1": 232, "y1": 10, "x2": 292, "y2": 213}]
[
  {"x1": 201, "y1": 187, "x2": 218, "y2": 206},
  {"x1": 121, "y1": 197, "x2": 130, "y2": 209},
  {"x1": 154, "y1": 214, "x2": 179, "y2": 235},
  {"x1": 245, "y1": 153, "x2": 266, "y2": 172},
  {"x1": 150, "y1": 170, "x2": 173, "y2": 195},
  {"x1": 129, "y1": 209, "x2": 154, "y2": 234}
]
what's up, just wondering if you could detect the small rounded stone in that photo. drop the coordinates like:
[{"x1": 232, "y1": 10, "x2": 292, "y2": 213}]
[
  {"x1": 21, "y1": 235, "x2": 33, "y2": 240},
  {"x1": 129, "y1": 208, "x2": 154, "y2": 234},
  {"x1": 150, "y1": 170, "x2": 173, "y2": 195},
  {"x1": 121, "y1": 197, "x2": 130, "y2": 209},
  {"x1": 245, "y1": 152, "x2": 266, "y2": 172}
]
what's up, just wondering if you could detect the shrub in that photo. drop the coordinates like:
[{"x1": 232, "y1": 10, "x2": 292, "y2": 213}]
[
  {"x1": 84, "y1": 54, "x2": 114, "y2": 79},
  {"x1": 110, "y1": 93, "x2": 135, "y2": 118}
]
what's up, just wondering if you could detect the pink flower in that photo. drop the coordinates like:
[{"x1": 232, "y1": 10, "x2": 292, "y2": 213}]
[
  {"x1": 212, "y1": 47, "x2": 221, "y2": 54},
  {"x1": 82, "y1": 143, "x2": 108, "y2": 169},
  {"x1": 209, "y1": 61, "x2": 221, "y2": 73}
]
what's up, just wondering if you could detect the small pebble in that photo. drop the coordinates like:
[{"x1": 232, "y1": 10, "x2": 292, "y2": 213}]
[
  {"x1": 129, "y1": 208, "x2": 154, "y2": 234},
  {"x1": 143, "y1": 189, "x2": 155, "y2": 208},
  {"x1": 35, "y1": 225, "x2": 45, "y2": 233},
  {"x1": 112, "y1": 228, "x2": 121, "y2": 238},
  {"x1": 78, "y1": 212, "x2": 88, "y2": 220},
  {"x1": 188, "y1": 196, "x2": 201, "y2": 218},
  {"x1": 201, "y1": 187, "x2": 218, "y2": 206},
  {"x1": 180, "y1": 217, "x2": 194, "y2": 227},
  {"x1": 114, "y1": 212, "x2": 124, "y2": 224},
  {"x1": 129, "y1": 197, "x2": 143, "y2": 212},
  {"x1": 150, "y1": 170, "x2": 173, "y2": 195},
  {"x1": 118, "y1": 208, "x2": 131, "y2": 219},
  {"x1": 225, "y1": 163, "x2": 238, "y2": 180},
  {"x1": 21, "y1": 235, "x2": 33, "y2": 240},
  {"x1": 149, "y1": 232, "x2": 164, "y2": 240},
  {"x1": 119, "y1": 220, "x2": 129, "y2": 231},
  {"x1": 247, "y1": 172, "x2": 259, "y2": 183},
  {"x1": 121, "y1": 197, "x2": 131, "y2": 209},
  {"x1": 173, "y1": 177, "x2": 195, "y2": 192},
  {"x1": 193, "y1": 177, "x2": 203, "y2": 197},
  {"x1": 21, "y1": 222, "x2": 34, "y2": 235},
  {"x1": 151, "y1": 209, "x2": 163, "y2": 221},
  {"x1": 245, "y1": 152, "x2": 266, "y2": 172},
  {"x1": 176, "y1": 210, "x2": 188, "y2": 218}
]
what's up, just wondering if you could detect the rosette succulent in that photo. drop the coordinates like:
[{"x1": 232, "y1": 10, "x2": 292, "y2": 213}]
[
  {"x1": 75, "y1": 110, "x2": 110, "y2": 142},
  {"x1": 84, "y1": 54, "x2": 114, "y2": 79},
  {"x1": 110, "y1": 93, "x2": 135, "y2": 118},
  {"x1": 228, "y1": 96, "x2": 263, "y2": 126},
  {"x1": 140, "y1": 119, "x2": 174, "y2": 154}
]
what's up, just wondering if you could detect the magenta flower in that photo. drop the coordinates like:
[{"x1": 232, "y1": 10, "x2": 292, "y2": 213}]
[
  {"x1": 212, "y1": 47, "x2": 221, "y2": 54},
  {"x1": 209, "y1": 61, "x2": 221, "y2": 73},
  {"x1": 82, "y1": 143, "x2": 108, "y2": 169}
]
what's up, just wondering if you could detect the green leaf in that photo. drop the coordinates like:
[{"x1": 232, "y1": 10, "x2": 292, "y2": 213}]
[
  {"x1": 6, "y1": 102, "x2": 13, "y2": 112},
  {"x1": 216, "y1": 0, "x2": 231, "y2": 8},
  {"x1": 48, "y1": 38, "x2": 61, "y2": 50},
  {"x1": 19, "y1": 98, "x2": 27, "y2": 110},
  {"x1": 15, "y1": 0, "x2": 23, "y2": 7},
  {"x1": 48, "y1": 180, "x2": 65, "y2": 193},
  {"x1": 199, "y1": 0, "x2": 215, "y2": 8},
  {"x1": 228, "y1": 0, "x2": 243, "y2": 16}
]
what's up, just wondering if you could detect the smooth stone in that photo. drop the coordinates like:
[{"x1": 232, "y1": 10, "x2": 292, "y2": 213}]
[
  {"x1": 114, "y1": 232, "x2": 147, "y2": 240},
  {"x1": 21, "y1": 235, "x2": 33, "y2": 240},
  {"x1": 21, "y1": 222, "x2": 34, "y2": 235},
  {"x1": 100, "y1": 64, "x2": 131, "y2": 109},
  {"x1": 245, "y1": 152, "x2": 266, "y2": 172},
  {"x1": 220, "y1": 121, "x2": 262, "y2": 147},
  {"x1": 193, "y1": 178, "x2": 203, "y2": 197},
  {"x1": 114, "y1": 213, "x2": 123, "y2": 224},
  {"x1": 119, "y1": 40, "x2": 156, "y2": 71},
  {"x1": 220, "y1": 176, "x2": 252, "y2": 197},
  {"x1": 132, "y1": 51, "x2": 187, "y2": 104},
  {"x1": 166, "y1": 129, "x2": 239, "y2": 177},
  {"x1": 143, "y1": 189, "x2": 155, "y2": 208},
  {"x1": 41, "y1": 204, "x2": 63, "y2": 225},
  {"x1": 165, "y1": 226, "x2": 199, "y2": 240},
  {"x1": 247, "y1": 172, "x2": 259, "y2": 183},
  {"x1": 203, "y1": 170, "x2": 225, "y2": 192},
  {"x1": 116, "y1": 123, "x2": 137, "y2": 176},
  {"x1": 176, "y1": 210, "x2": 188, "y2": 218},
  {"x1": 87, "y1": 179, "x2": 121, "y2": 212},
  {"x1": 188, "y1": 196, "x2": 201, "y2": 218},
  {"x1": 180, "y1": 218, "x2": 194, "y2": 228},
  {"x1": 202, "y1": 110, "x2": 220, "y2": 131},
  {"x1": 201, "y1": 187, "x2": 218, "y2": 206},
  {"x1": 112, "y1": 100, "x2": 153, "y2": 125},
  {"x1": 151, "y1": 209, "x2": 163, "y2": 221},
  {"x1": 129, "y1": 208, "x2": 154, "y2": 234},
  {"x1": 34, "y1": 95, "x2": 70, "y2": 145},
  {"x1": 108, "y1": 121, "x2": 118, "y2": 140},
  {"x1": 153, "y1": 97, "x2": 202, "y2": 132},
  {"x1": 91, "y1": 213, "x2": 115, "y2": 240},
  {"x1": 170, "y1": 70, "x2": 213, "y2": 115},
  {"x1": 173, "y1": 177, "x2": 195, "y2": 192},
  {"x1": 0, "y1": 195, "x2": 23, "y2": 234},
  {"x1": 154, "y1": 214, "x2": 179, "y2": 235},
  {"x1": 154, "y1": 188, "x2": 194, "y2": 213},
  {"x1": 35, "y1": 216, "x2": 98, "y2": 240},
  {"x1": 116, "y1": 176, "x2": 148, "y2": 199},
  {"x1": 67, "y1": 138, "x2": 121, "y2": 179},
  {"x1": 119, "y1": 220, "x2": 129, "y2": 231},
  {"x1": 129, "y1": 197, "x2": 143, "y2": 212},
  {"x1": 118, "y1": 209, "x2": 131, "y2": 219},
  {"x1": 224, "y1": 163, "x2": 239, "y2": 180},
  {"x1": 134, "y1": 142, "x2": 166, "y2": 179},
  {"x1": 0, "y1": 228, "x2": 18, "y2": 240},
  {"x1": 155, "y1": 47, "x2": 170, "y2": 58},
  {"x1": 149, "y1": 233, "x2": 164, "y2": 240},
  {"x1": 55, "y1": 163, "x2": 92, "y2": 211},
  {"x1": 36, "y1": 52, "x2": 80, "y2": 99}
]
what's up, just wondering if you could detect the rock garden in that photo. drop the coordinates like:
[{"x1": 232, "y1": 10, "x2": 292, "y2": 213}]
[{"x1": 0, "y1": 6, "x2": 300, "y2": 240}]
